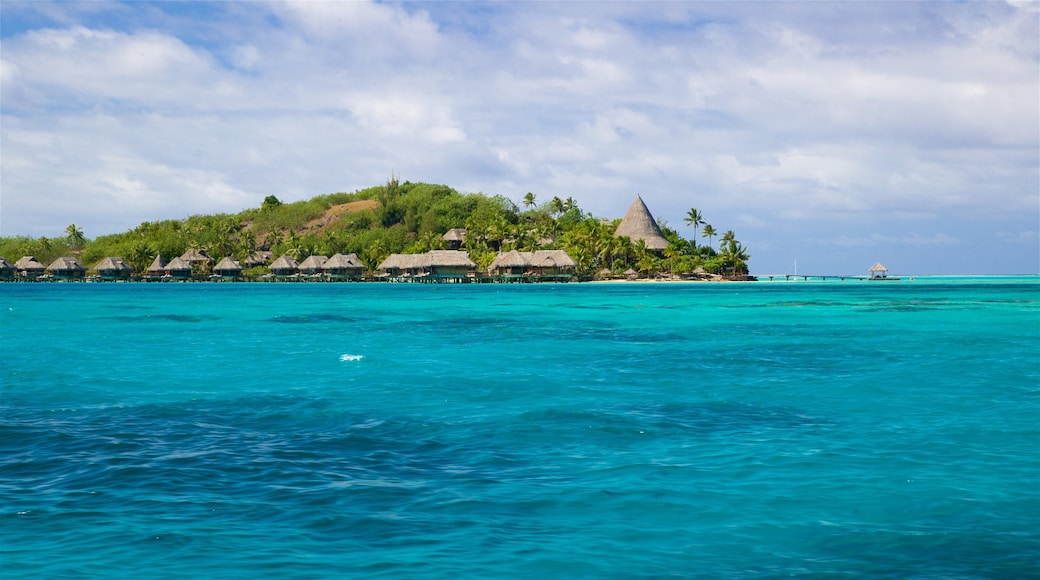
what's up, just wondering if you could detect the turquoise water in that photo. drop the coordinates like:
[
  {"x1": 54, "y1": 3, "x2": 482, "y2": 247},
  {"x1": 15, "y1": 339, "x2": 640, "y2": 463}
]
[{"x1": 2, "y1": 280, "x2": 1038, "y2": 578}]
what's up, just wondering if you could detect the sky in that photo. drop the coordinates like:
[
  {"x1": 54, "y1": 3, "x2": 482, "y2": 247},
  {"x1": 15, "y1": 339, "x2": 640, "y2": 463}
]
[{"x1": 1, "y1": 1, "x2": 1038, "y2": 275}]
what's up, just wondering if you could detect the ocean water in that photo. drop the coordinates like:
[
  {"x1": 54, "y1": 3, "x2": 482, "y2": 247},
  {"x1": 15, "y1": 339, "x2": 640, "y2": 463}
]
[{"x1": 2, "y1": 279, "x2": 1038, "y2": 578}]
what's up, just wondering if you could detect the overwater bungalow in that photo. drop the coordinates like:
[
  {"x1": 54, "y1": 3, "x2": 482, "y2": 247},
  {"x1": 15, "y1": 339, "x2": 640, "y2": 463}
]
[
  {"x1": 95, "y1": 257, "x2": 133, "y2": 281},
  {"x1": 869, "y1": 262, "x2": 889, "y2": 278},
  {"x1": 487, "y1": 249, "x2": 578, "y2": 282},
  {"x1": 298, "y1": 255, "x2": 328, "y2": 276},
  {"x1": 269, "y1": 255, "x2": 300, "y2": 278},
  {"x1": 614, "y1": 195, "x2": 670, "y2": 251},
  {"x1": 378, "y1": 250, "x2": 476, "y2": 282},
  {"x1": 164, "y1": 256, "x2": 193, "y2": 280},
  {"x1": 146, "y1": 255, "x2": 166, "y2": 280},
  {"x1": 47, "y1": 257, "x2": 86, "y2": 280},
  {"x1": 0, "y1": 257, "x2": 15, "y2": 280},
  {"x1": 213, "y1": 257, "x2": 243, "y2": 280},
  {"x1": 323, "y1": 253, "x2": 365, "y2": 281},
  {"x1": 15, "y1": 256, "x2": 46, "y2": 280}
]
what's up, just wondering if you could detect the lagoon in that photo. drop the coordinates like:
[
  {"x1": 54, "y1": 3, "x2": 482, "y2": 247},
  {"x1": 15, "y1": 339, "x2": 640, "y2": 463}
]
[{"x1": 2, "y1": 279, "x2": 1038, "y2": 577}]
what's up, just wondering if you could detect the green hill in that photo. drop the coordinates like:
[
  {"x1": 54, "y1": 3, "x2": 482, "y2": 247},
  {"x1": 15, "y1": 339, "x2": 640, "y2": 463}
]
[{"x1": 1, "y1": 178, "x2": 749, "y2": 277}]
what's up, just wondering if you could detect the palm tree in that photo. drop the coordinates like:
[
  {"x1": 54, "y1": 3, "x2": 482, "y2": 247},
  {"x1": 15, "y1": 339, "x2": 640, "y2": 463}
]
[
  {"x1": 701, "y1": 224, "x2": 717, "y2": 249},
  {"x1": 720, "y1": 229, "x2": 735, "y2": 246},
  {"x1": 683, "y1": 209, "x2": 704, "y2": 246},
  {"x1": 523, "y1": 192, "x2": 536, "y2": 209},
  {"x1": 64, "y1": 224, "x2": 86, "y2": 252},
  {"x1": 722, "y1": 239, "x2": 750, "y2": 277}
]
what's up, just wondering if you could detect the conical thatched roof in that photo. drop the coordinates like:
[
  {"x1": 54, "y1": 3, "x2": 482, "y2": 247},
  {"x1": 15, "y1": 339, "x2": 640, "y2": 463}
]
[
  {"x1": 324, "y1": 253, "x2": 365, "y2": 270},
  {"x1": 869, "y1": 262, "x2": 888, "y2": 273},
  {"x1": 147, "y1": 255, "x2": 166, "y2": 274},
  {"x1": 96, "y1": 256, "x2": 133, "y2": 273},
  {"x1": 180, "y1": 248, "x2": 213, "y2": 264},
  {"x1": 15, "y1": 256, "x2": 45, "y2": 271},
  {"x1": 614, "y1": 195, "x2": 669, "y2": 251},
  {"x1": 298, "y1": 255, "x2": 328, "y2": 273},
  {"x1": 165, "y1": 256, "x2": 192, "y2": 272},
  {"x1": 47, "y1": 256, "x2": 85, "y2": 272},
  {"x1": 269, "y1": 255, "x2": 299, "y2": 273},
  {"x1": 214, "y1": 257, "x2": 242, "y2": 273}
]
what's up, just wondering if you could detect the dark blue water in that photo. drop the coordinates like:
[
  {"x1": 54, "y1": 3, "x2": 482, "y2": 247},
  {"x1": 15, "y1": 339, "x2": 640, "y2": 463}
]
[{"x1": 2, "y1": 279, "x2": 1038, "y2": 577}]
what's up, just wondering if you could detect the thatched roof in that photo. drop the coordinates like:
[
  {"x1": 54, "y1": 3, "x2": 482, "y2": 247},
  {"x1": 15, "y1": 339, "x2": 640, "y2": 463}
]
[
  {"x1": 214, "y1": 257, "x2": 242, "y2": 273},
  {"x1": 47, "y1": 256, "x2": 85, "y2": 272},
  {"x1": 614, "y1": 195, "x2": 670, "y2": 250},
  {"x1": 147, "y1": 255, "x2": 166, "y2": 274},
  {"x1": 0, "y1": 257, "x2": 13, "y2": 271},
  {"x1": 15, "y1": 256, "x2": 45, "y2": 271},
  {"x1": 242, "y1": 250, "x2": 273, "y2": 267},
  {"x1": 869, "y1": 262, "x2": 888, "y2": 273},
  {"x1": 532, "y1": 249, "x2": 577, "y2": 268},
  {"x1": 165, "y1": 256, "x2": 192, "y2": 272},
  {"x1": 180, "y1": 248, "x2": 213, "y2": 264},
  {"x1": 95, "y1": 256, "x2": 132, "y2": 273},
  {"x1": 424, "y1": 250, "x2": 476, "y2": 268},
  {"x1": 324, "y1": 253, "x2": 365, "y2": 270},
  {"x1": 489, "y1": 250, "x2": 529, "y2": 270},
  {"x1": 298, "y1": 255, "x2": 328, "y2": 272},
  {"x1": 442, "y1": 228, "x2": 466, "y2": 242},
  {"x1": 269, "y1": 255, "x2": 299, "y2": 272}
]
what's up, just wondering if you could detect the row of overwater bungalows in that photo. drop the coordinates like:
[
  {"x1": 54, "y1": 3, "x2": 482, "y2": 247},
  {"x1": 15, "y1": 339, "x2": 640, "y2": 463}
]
[{"x1": 0, "y1": 248, "x2": 579, "y2": 283}]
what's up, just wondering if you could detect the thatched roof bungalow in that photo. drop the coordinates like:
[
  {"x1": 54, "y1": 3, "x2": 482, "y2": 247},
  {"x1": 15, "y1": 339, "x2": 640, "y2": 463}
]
[
  {"x1": 164, "y1": 256, "x2": 192, "y2": 279},
  {"x1": 614, "y1": 195, "x2": 670, "y2": 251},
  {"x1": 146, "y1": 255, "x2": 166, "y2": 278},
  {"x1": 488, "y1": 249, "x2": 577, "y2": 280},
  {"x1": 15, "y1": 256, "x2": 46, "y2": 279},
  {"x1": 95, "y1": 257, "x2": 133, "y2": 281},
  {"x1": 269, "y1": 255, "x2": 299, "y2": 277},
  {"x1": 324, "y1": 253, "x2": 365, "y2": 280},
  {"x1": 0, "y1": 257, "x2": 15, "y2": 280},
  {"x1": 869, "y1": 262, "x2": 888, "y2": 278},
  {"x1": 378, "y1": 251, "x2": 476, "y2": 282},
  {"x1": 298, "y1": 255, "x2": 328, "y2": 275},
  {"x1": 442, "y1": 228, "x2": 467, "y2": 250},
  {"x1": 213, "y1": 257, "x2": 242, "y2": 279},
  {"x1": 47, "y1": 257, "x2": 86, "y2": 280}
]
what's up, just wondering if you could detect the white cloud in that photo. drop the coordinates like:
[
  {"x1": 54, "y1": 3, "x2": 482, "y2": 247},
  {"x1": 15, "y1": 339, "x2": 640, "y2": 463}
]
[{"x1": 0, "y1": 0, "x2": 1036, "y2": 273}]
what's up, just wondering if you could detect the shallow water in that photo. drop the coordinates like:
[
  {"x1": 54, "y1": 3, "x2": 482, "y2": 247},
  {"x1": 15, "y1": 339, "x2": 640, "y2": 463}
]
[{"x1": 2, "y1": 279, "x2": 1038, "y2": 577}]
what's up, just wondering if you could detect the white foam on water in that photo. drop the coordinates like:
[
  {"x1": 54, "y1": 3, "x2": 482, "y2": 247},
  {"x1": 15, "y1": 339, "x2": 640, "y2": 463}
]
[{"x1": 339, "y1": 354, "x2": 364, "y2": 362}]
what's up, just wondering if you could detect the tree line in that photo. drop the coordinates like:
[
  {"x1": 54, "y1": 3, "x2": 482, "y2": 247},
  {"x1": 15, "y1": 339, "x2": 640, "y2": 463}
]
[{"x1": 0, "y1": 180, "x2": 750, "y2": 277}]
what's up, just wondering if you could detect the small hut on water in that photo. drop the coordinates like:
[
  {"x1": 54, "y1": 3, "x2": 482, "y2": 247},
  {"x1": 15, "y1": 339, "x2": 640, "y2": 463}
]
[
  {"x1": 869, "y1": 262, "x2": 889, "y2": 279},
  {"x1": 95, "y1": 257, "x2": 133, "y2": 281},
  {"x1": 213, "y1": 257, "x2": 242, "y2": 279},
  {"x1": 269, "y1": 255, "x2": 300, "y2": 278},
  {"x1": 164, "y1": 256, "x2": 192, "y2": 280},
  {"x1": 15, "y1": 256, "x2": 46, "y2": 280},
  {"x1": 298, "y1": 255, "x2": 328, "y2": 276},
  {"x1": 323, "y1": 253, "x2": 365, "y2": 281},
  {"x1": 47, "y1": 257, "x2": 86, "y2": 280},
  {"x1": 0, "y1": 257, "x2": 16, "y2": 280},
  {"x1": 146, "y1": 255, "x2": 166, "y2": 280}
]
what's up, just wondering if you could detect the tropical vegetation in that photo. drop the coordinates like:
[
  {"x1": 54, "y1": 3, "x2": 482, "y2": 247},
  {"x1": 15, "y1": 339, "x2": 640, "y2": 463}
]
[{"x1": 0, "y1": 180, "x2": 751, "y2": 278}]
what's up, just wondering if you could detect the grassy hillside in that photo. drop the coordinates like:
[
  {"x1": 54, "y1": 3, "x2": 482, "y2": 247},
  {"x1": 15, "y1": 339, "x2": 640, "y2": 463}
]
[{"x1": 1, "y1": 179, "x2": 750, "y2": 276}]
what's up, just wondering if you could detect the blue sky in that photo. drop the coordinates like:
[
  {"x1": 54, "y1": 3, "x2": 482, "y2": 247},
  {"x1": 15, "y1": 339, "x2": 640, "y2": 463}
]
[{"x1": 2, "y1": 1, "x2": 1037, "y2": 275}]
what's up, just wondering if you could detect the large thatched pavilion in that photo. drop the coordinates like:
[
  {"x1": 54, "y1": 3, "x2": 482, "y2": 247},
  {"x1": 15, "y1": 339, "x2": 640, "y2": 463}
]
[
  {"x1": 487, "y1": 249, "x2": 578, "y2": 281},
  {"x1": 378, "y1": 250, "x2": 476, "y2": 282},
  {"x1": 614, "y1": 195, "x2": 670, "y2": 251}
]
